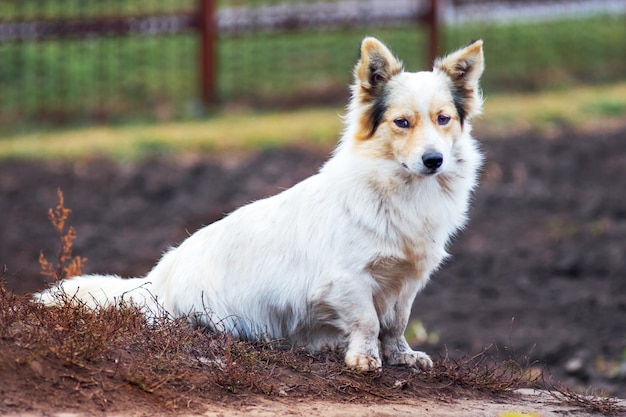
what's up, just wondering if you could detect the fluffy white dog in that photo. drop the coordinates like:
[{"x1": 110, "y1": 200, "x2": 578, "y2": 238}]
[{"x1": 37, "y1": 37, "x2": 484, "y2": 372}]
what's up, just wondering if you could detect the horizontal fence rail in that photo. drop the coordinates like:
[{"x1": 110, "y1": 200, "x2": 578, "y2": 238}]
[
  {"x1": 0, "y1": 14, "x2": 198, "y2": 41},
  {"x1": 447, "y1": 0, "x2": 626, "y2": 24},
  {"x1": 217, "y1": 0, "x2": 433, "y2": 34},
  {"x1": 0, "y1": 0, "x2": 434, "y2": 40}
]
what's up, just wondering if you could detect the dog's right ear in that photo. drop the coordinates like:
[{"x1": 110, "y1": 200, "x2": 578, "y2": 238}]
[{"x1": 353, "y1": 37, "x2": 403, "y2": 101}]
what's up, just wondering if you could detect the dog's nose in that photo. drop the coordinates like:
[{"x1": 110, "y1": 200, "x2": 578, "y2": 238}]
[{"x1": 422, "y1": 152, "x2": 443, "y2": 171}]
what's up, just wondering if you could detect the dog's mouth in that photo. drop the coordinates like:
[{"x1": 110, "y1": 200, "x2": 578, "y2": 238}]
[
  {"x1": 401, "y1": 162, "x2": 441, "y2": 176},
  {"x1": 422, "y1": 168, "x2": 441, "y2": 176}
]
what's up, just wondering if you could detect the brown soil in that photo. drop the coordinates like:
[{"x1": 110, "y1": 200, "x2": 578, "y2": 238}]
[{"x1": 1, "y1": 127, "x2": 626, "y2": 414}]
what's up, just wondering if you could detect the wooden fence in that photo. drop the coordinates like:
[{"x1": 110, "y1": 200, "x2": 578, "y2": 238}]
[
  {"x1": 0, "y1": 0, "x2": 438, "y2": 128},
  {"x1": 0, "y1": 0, "x2": 624, "y2": 131}
]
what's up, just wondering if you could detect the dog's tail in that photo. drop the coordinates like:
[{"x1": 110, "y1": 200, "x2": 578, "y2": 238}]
[{"x1": 34, "y1": 275, "x2": 158, "y2": 312}]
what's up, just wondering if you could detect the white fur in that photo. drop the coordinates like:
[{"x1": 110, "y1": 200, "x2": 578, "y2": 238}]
[{"x1": 36, "y1": 38, "x2": 484, "y2": 372}]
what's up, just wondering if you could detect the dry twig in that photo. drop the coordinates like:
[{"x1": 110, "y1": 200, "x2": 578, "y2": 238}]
[{"x1": 39, "y1": 188, "x2": 87, "y2": 282}]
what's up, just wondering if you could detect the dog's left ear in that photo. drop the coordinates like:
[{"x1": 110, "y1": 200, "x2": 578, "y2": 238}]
[
  {"x1": 435, "y1": 40, "x2": 484, "y2": 123},
  {"x1": 354, "y1": 37, "x2": 403, "y2": 100}
]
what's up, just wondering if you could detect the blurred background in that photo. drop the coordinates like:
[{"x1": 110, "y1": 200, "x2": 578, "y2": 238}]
[
  {"x1": 1, "y1": 0, "x2": 626, "y2": 399},
  {"x1": 0, "y1": 0, "x2": 624, "y2": 132}
]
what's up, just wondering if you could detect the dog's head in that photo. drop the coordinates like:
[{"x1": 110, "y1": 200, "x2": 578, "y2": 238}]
[{"x1": 346, "y1": 37, "x2": 484, "y2": 177}]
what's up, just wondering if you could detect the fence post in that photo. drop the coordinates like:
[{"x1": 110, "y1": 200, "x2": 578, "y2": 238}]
[
  {"x1": 199, "y1": 0, "x2": 217, "y2": 107},
  {"x1": 427, "y1": 0, "x2": 440, "y2": 66}
]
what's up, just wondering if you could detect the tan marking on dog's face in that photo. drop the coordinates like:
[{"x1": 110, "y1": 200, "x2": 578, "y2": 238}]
[{"x1": 354, "y1": 71, "x2": 463, "y2": 176}]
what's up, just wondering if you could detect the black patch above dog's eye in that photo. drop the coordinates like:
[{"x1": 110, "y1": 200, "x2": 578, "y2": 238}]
[
  {"x1": 394, "y1": 118, "x2": 410, "y2": 129},
  {"x1": 368, "y1": 92, "x2": 388, "y2": 136},
  {"x1": 450, "y1": 84, "x2": 467, "y2": 126}
]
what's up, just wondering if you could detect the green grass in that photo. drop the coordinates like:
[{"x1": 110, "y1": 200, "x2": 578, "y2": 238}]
[
  {"x1": 218, "y1": 15, "x2": 626, "y2": 99},
  {"x1": 218, "y1": 27, "x2": 427, "y2": 100},
  {"x1": 2, "y1": 82, "x2": 625, "y2": 161},
  {"x1": 0, "y1": 35, "x2": 199, "y2": 121},
  {"x1": 585, "y1": 100, "x2": 626, "y2": 117},
  {"x1": 445, "y1": 16, "x2": 626, "y2": 91}
]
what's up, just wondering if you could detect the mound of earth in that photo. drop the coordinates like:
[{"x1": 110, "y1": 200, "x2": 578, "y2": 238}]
[{"x1": 1, "y1": 126, "x2": 625, "y2": 404}]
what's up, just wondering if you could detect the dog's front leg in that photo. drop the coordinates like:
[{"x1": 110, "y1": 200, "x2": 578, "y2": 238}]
[
  {"x1": 381, "y1": 333, "x2": 433, "y2": 370},
  {"x1": 380, "y1": 284, "x2": 433, "y2": 370},
  {"x1": 337, "y1": 289, "x2": 383, "y2": 371},
  {"x1": 311, "y1": 280, "x2": 382, "y2": 371},
  {"x1": 344, "y1": 314, "x2": 382, "y2": 372}
]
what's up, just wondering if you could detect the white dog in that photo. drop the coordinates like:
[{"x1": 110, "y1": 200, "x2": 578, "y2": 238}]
[{"x1": 37, "y1": 37, "x2": 484, "y2": 372}]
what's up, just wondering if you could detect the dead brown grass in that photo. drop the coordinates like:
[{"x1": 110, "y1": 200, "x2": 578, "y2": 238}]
[
  {"x1": 2, "y1": 272, "x2": 625, "y2": 415},
  {"x1": 429, "y1": 346, "x2": 540, "y2": 393},
  {"x1": 38, "y1": 188, "x2": 87, "y2": 282},
  {"x1": 0, "y1": 190, "x2": 624, "y2": 415},
  {"x1": 547, "y1": 381, "x2": 626, "y2": 416},
  {"x1": 0, "y1": 287, "x2": 533, "y2": 410}
]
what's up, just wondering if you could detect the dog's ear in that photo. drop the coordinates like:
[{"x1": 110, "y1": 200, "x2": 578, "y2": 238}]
[
  {"x1": 351, "y1": 38, "x2": 402, "y2": 140},
  {"x1": 354, "y1": 37, "x2": 403, "y2": 100},
  {"x1": 435, "y1": 40, "x2": 484, "y2": 124}
]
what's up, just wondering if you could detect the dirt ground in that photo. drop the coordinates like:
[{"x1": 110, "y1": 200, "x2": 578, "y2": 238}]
[
  {"x1": 1, "y1": 125, "x2": 626, "y2": 412},
  {"x1": 2, "y1": 390, "x2": 626, "y2": 417}
]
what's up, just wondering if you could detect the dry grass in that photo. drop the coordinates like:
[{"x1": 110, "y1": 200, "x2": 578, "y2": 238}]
[
  {"x1": 429, "y1": 346, "x2": 539, "y2": 393},
  {"x1": 2, "y1": 283, "x2": 625, "y2": 414},
  {"x1": 38, "y1": 188, "x2": 87, "y2": 283},
  {"x1": 0, "y1": 286, "x2": 535, "y2": 406},
  {"x1": 1, "y1": 191, "x2": 624, "y2": 415},
  {"x1": 478, "y1": 81, "x2": 626, "y2": 139},
  {"x1": 0, "y1": 108, "x2": 343, "y2": 160},
  {"x1": 547, "y1": 382, "x2": 626, "y2": 416}
]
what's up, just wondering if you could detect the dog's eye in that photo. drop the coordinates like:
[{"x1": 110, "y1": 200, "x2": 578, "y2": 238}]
[
  {"x1": 394, "y1": 118, "x2": 410, "y2": 129},
  {"x1": 437, "y1": 115, "x2": 451, "y2": 126}
]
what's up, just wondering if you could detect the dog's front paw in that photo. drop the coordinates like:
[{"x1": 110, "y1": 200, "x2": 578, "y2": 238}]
[
  {"x1": 345, "y1": 351, "x2": 382, "y2": 372},
  {"x1": 387, "y1": 350, "x2": 433, "y2": 370},
  {"x1": 413, "y1": 351, "x2": 433, "y2": 370}
]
